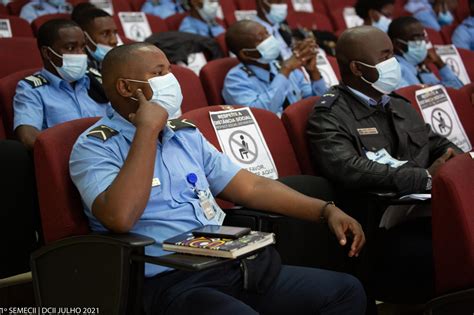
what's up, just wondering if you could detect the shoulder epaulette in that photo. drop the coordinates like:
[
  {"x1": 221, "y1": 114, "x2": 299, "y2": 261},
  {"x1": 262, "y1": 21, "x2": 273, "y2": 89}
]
[
  {"x1": 87, "y1": 67, "x2": 102, "y2": 83},
  {"x1": 87, "y1": 125, "x2": 118, "y2": 142},
  {"x1": 315, "y1": 92, "x2": 339, "y2": 109},
  {"x1": 22, "y1": 74, "x2": 49, "y2": 88},
  {"x1": 240, "y1": 65, "x2": 255, "y2": 77},
  {"x1": 167, "y1": 119, "x2": 197, "y2": 131}
]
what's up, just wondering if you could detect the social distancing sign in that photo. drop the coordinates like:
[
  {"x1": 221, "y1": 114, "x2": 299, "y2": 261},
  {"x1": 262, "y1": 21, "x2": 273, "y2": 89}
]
[
  {"x1": 434, "y1": 45, "x2": 471, "y2": 85},
  {"x1": 210, "y1": 108, "x2": 278, "y2": 179},
  {"x1": 118, "y1": 12, "x2": 152, "y2": 42},
  {"x1": 291, "y1": 0, "x2": 314, "y2": 12},
  {"x1": 415, "y1": 85, "x2": 472, "y2": 152},
  {"x1": 0, "y1": 19, "x2": 12, "y2": 38},
  {"x1": 234, "y1": 10, "x2": 257, "y2": 21},
  {"x1": 90, "y1": 0, "x2": 114, "y2": 15},
  {"x1": 343, "y1": 7, "x2": 364, "y2": 29}
]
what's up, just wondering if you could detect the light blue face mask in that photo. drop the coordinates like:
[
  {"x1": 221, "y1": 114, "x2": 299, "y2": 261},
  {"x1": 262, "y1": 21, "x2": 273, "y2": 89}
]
[
  {"x1": 356, "y1": 57, "x2": 402, "y2": 95},
  {"x1": 263, "y1": 0, "x2": 288, "y2": 25},
  {"x1": 48, "y1": 0, "x2": 66, "y2": 7},
  {"x1": 397, "y1": 39, "x2": 428, "y2": 65},
  {"x1": 242, "y1": 35, "x2": 281, "y2": 64},
  {"x1": 372, "y1": 15, "x2": 392, "y2": 33},
  {"x1": 438, "y1": 11, "x2": 454, "y2": 26},
  {"x1": 85, "y1": 32, "x2": 113, "y2": 62}
]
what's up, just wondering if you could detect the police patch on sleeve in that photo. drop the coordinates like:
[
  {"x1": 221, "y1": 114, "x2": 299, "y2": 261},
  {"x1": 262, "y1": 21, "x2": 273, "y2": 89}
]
[
  {"x1": 87, "y1": 125, "x2": 119, "y2": 141},
  {"x1": 167, "y1": 119, "x2": 197, "y2": 131},
  {"x1": 22, "y1": 74, "x2": 49, "y2": 88}
]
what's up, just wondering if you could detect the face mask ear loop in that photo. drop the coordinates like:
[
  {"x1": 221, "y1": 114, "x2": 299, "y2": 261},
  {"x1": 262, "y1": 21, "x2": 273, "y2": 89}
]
[{"x1": 354, "y1": 61, "x2": 377, "y2": 85}]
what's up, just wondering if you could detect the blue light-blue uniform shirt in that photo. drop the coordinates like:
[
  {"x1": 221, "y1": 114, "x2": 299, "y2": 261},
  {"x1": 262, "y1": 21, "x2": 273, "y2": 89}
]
[
  {"x1": 347, "y1": 86, "x2": 391, "y2": 108},
  {"x1": 222, "y1": 61, "x2": 327, "y2": 115},
  {"x1": 69, "y1": 109, "x2": 241, "y2": 277},
  {"x1": 452, "y1": 16, "x2": 474, "y2": 50},
  {"x1": 404, "y1": 0, "x2": 441, "y2": 31},
  {"x1": 20, "y1": 0, "x2": 71, "y2": 23},
  {"x1": 253, "y1": 16, "x2": 292, "y2": 60},
  {"x1": 179, "y1": 16, "x2": 225, "y2": 38},
  {"x1": 141, "y1": 0, "x2": 184, "y2": 19},
  {"x1": 395, "y1": 54, "x2": 463, "y2": 89},
  {"x1": 13, "y1": 68, "x2": 111, "y2": 131}
]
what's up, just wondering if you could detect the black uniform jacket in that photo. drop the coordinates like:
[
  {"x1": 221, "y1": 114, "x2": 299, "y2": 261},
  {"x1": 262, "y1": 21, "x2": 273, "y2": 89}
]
[{"x1": 306, "y1": 85, "x2": 460, "y2": 195}]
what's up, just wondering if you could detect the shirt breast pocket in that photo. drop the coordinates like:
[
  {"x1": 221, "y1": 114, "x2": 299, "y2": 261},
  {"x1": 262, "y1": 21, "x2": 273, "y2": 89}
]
[{"x1": 359, "y1": 134, "x2": 389, "y2": 153}]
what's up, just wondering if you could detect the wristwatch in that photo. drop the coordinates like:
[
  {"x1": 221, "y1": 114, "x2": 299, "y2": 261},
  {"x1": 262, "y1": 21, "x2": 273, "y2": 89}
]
[{"x1": 425, "y1": 170, "x2": 432, "y2": 191}]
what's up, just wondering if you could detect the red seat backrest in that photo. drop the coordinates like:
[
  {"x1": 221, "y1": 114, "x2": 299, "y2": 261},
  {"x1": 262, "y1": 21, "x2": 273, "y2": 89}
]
[
  {"x1": 327, "y1": 55, "x2": 341, "y2": 80},
  {"x1": 446, "y1": 87, "x2": 474, "y2": 144},
  {"x1": 0, "y1": 37, "x2": 42, "y2": 78},
  {"x1": 459, "y1": 82, "x2": 474, "y2": 107},
  {"x1": 425, "y1": 28, "x2": 445, "y2": 45},
  {"x1": 114, "y1": 13, "x2": 168, "y2": 38},
  {"x1": 221, "y1": 0, "x2": 238, "y2": 26},
  {"x1": 164, "y1": 12, "x2": 188, "y2": 31},
  {"x1": 170, "y1": 64, "x2": 208, "y2": 113},
  {"x1": 34, "y1": 117, "x2": 99, "y2": 244},
  {"x1": 455, "y1": 0, "x2": 469, "y2": 23},
  {"x1": 287, "y1": 11, "x2": 333, "y2": 32},
  {"x1": 439, "y1": 23, "x2": 458, "y2": 44},
  {"x1": 322, "y1": 0, "x2": 355, "y2": 10},
  {"x1": 215, "y1": 32, "x2": 229, "y2": 56},
  {"x1": 281, "y1": 96, "x2": 319, "y2": 175},
  {"x1": 394, "y1": 84, "x2": 427, "y2": 115},
  {"x1": 199, "y1": 57, "x2": 239, "y2": 105},
  {"x1": 130, "y1": 0, "x2": 147, "y2": 11},
  {"x1": 235, "y1": 0, "x2": 255, "y2": 10},
  {"x1": 7, "y1": 0, "x2": 28, "y2": 16},
  {"x1": 0, "y1": 68, "x2": 41, "y2": 139},
  {"x1": 31, "y1": 13, "x2": 71, "y2": 36},
  {"x1": 0, "y1": 4, "x2": 7, "y2": 15},
  {"x1": 111, "y1": 0, "x2": 133, "y2": 13},
  {"x1": 457, "y1": 48, "x2": 474, "y2": 82},
  {"x1": 0, "y1": 15, "x2": 34, "y2": 37},
  {"x1": 432, "y1": 153, "x2": 474, "y2": 294},
  {"x1": 328, "y1": 7, "x2": 349, "y2": 32},
  {"x1": 181, "y1": 105, "x2": 302, "y2": 177}
]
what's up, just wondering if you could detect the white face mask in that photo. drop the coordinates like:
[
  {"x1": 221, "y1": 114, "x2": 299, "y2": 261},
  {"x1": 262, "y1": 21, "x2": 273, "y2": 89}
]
[
  {"x1": 198, "y1": 0, "x2": 219, "y2": 22},
  {"x1": 85, "y1": 32, "x2": 113, "y2": 62},
  {"x1": 127, "y1": 73, "x2": 183, "y2": 119},
  {"x1": 263, "y1": 0, "x2": 287, "y2": 25},
  {"x1": 242, "y1": 35, "x2": 281, "y2": 64},
  {"x1": 356, "y1": 57, "x2": 402, "y2": 95},
  {"x1": 372, "y1": 14, "x2": 392, "y2": 33},
  {"x1": 47, "y1": 47, "x2": 88, "y2": 82}
]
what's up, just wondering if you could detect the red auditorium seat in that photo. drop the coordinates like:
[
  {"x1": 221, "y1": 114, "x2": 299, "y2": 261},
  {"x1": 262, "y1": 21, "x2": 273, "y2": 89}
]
[
  {"x1": 457, "y1": 48, "x2": 474, "y2": 81},
  {"x1": 0, "y1": 15, "x2": 34, "y2": 37},
  {"x1": 286, "y1": 11, "x2": 333, "y2": 32},
  {"x1": 181, "y1": 105, "x2": 302, "y2": 177},
  {"x1": 328, "y1": 7, "x2": 351, "y2": 33},
  {"x1": 439, "y1": 23, "x2": 458, "y2": 44},
  {"x1": 0, "y1": 68, "x2": 40, "y2": 139},
  {"x1": 431, "y1": 153, "x2": 474, "y2": 295},
  {"x1": 110, "y1": 0, "x2": 133, "y2": 12},
  {"x1": 425, "y1": 27, "x2": 445, "y2": 45},
  {"x1": 170, "y1": 64, "x2": 208, "y2": 113},
  {"x1": 455, "y1": 0, "x2": 469, "y2": 23},
  {"x1": 164, "y1": 12, "x2": 188, "y2": 30},
  {"x1": 394, "y1": 84, "x2": 427, "y2": 115},
  {"x1": 130, "y1": 0, "x2": 146, "y2": 11},
  {"x1": 31, "y1": 13, "x2": 71, "y2": 36},
  {"x1": 0, "y1": 38, "x2": 42, "y2": 79},
  {"x1": 199, "y1": 57, "x2": 239, "y2": 105},
  {"x1": 459, "y1": 83, "x2": 474, "y2": 107},
  {"x1": 114, "y1": 13, "x2": 168, "y2": 39},
  {"x1": 327, "y1": 55, "x2": 341, "y2": 80},
  {"x1": 235, "y1": 0, "x2": 255, "y2": 10},
  {"x1": 6, "y1": 0, "x2": 28, "y2": 16},
  {"x1": 220, "y1": 0, "x2": 238, "y2": 26},
  {"x1": 281, "y1": 96, "x2": 319, "y2": 175},
  {"x1": 446, "y1": 87, "x2": 474, "y2": 143},
  {"x1": 322, "y1": 0, "x2": 355, "y2": 10},
  {"x1": 34, "y1": 117, "x2": 98, "y2": 243},
  {"x1": 0, "y1": 4, "x2": 7, "y2": 15},
  {"x1": 215, "y1": 32, "x2": 229, "y2": 56}
]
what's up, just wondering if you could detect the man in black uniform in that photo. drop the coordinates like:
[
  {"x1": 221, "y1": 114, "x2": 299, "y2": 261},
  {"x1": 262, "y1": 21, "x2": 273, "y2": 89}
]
[{"x1": 306, "y1": 25, "x2": 461, "y2": 302}]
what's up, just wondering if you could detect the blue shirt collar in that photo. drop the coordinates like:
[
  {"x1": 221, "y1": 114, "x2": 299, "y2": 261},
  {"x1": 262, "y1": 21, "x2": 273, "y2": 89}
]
[
  {"x1": 346, "y1": 86, "x2": 391, "y2": 107},
  {"x1": 107, "y1": 108, "x2": 176, "y2": 143},
  {"x1": 246, "y1": 62, "x2": 279, "y2": 83},
  {"x1": 40, "y1": 68, "x2": 90, "y2": 90},
  {"x1": 253, "y1": 15, "x2": 279, "y2": 30},
  {"x1": 464, "y1": 16, "x2": 474, "y2": 27}
]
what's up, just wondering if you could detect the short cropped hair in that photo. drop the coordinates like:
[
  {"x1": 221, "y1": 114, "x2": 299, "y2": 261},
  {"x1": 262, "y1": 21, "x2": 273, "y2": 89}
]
[
  {"x1": 355, "y1": 0, "x2": 395, "y2": 19},
  {"x1": 36, "y1": 19, "x2": 80, "y2": 49}
]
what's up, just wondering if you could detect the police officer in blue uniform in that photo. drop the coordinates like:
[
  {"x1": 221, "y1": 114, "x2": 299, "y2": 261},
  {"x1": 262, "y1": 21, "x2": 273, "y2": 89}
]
[
  {"x1": 253, "y1": 0, "x2": 292, "y2": 59},
  {"x1": 404, "y1": 0, "x2": 456, "y2": 32},
  {"x1": 20, "y1": 0, "x2": 72, "y2": 23},
  {"x1": 178, "y1": 0, "x2": 224, "y2": 38},
  {"x1": 388, "y1": 16, "x2": 463, "y2": 89},
  {"x1": 13, "y1": 19, "x2": 110, "y2": 150},
  {"x1": 354, "y1": 0, "x2": 395, "y2": 33},
  {"x1": 72, "y1": 7, "x2": 119, "y2": 71},
  {"x1": 141, "y1": 0, "x2": 185, "y2": 19},
  {"x1": 70, "y1": 42, "x2": 367, "y2": 315},
  {"x1": 452, "y1": 0, "x2": 474, "y2": 51},
  {"x1": 222, "y1": 20, "x2": 326, "y2": 116}
]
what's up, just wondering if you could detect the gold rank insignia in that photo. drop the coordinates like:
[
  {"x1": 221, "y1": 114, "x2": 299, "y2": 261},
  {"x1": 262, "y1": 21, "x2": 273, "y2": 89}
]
[
  {"x1": 166, "y1": 119, "x2": 197, "y2": 131},
  {"x1": 87, "y1": 67, "x2": 102, "y2": 83},
  {"x1": 87, "y1": 125, "x2": 119, "y2": 142},
  {"x1": 22, "y1": 74, "x2": 49, "y2": 88}
]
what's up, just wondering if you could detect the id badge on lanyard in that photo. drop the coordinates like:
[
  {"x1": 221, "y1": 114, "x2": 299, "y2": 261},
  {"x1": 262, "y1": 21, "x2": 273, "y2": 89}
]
[{"x1": 187, "y1": 173, "x2": 226, "y2": 224}]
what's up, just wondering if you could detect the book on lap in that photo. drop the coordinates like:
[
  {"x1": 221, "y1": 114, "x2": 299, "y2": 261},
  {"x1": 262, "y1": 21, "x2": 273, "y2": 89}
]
[{"x1": 163, "y1": 227, "x2": 275, "y2": 259}]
